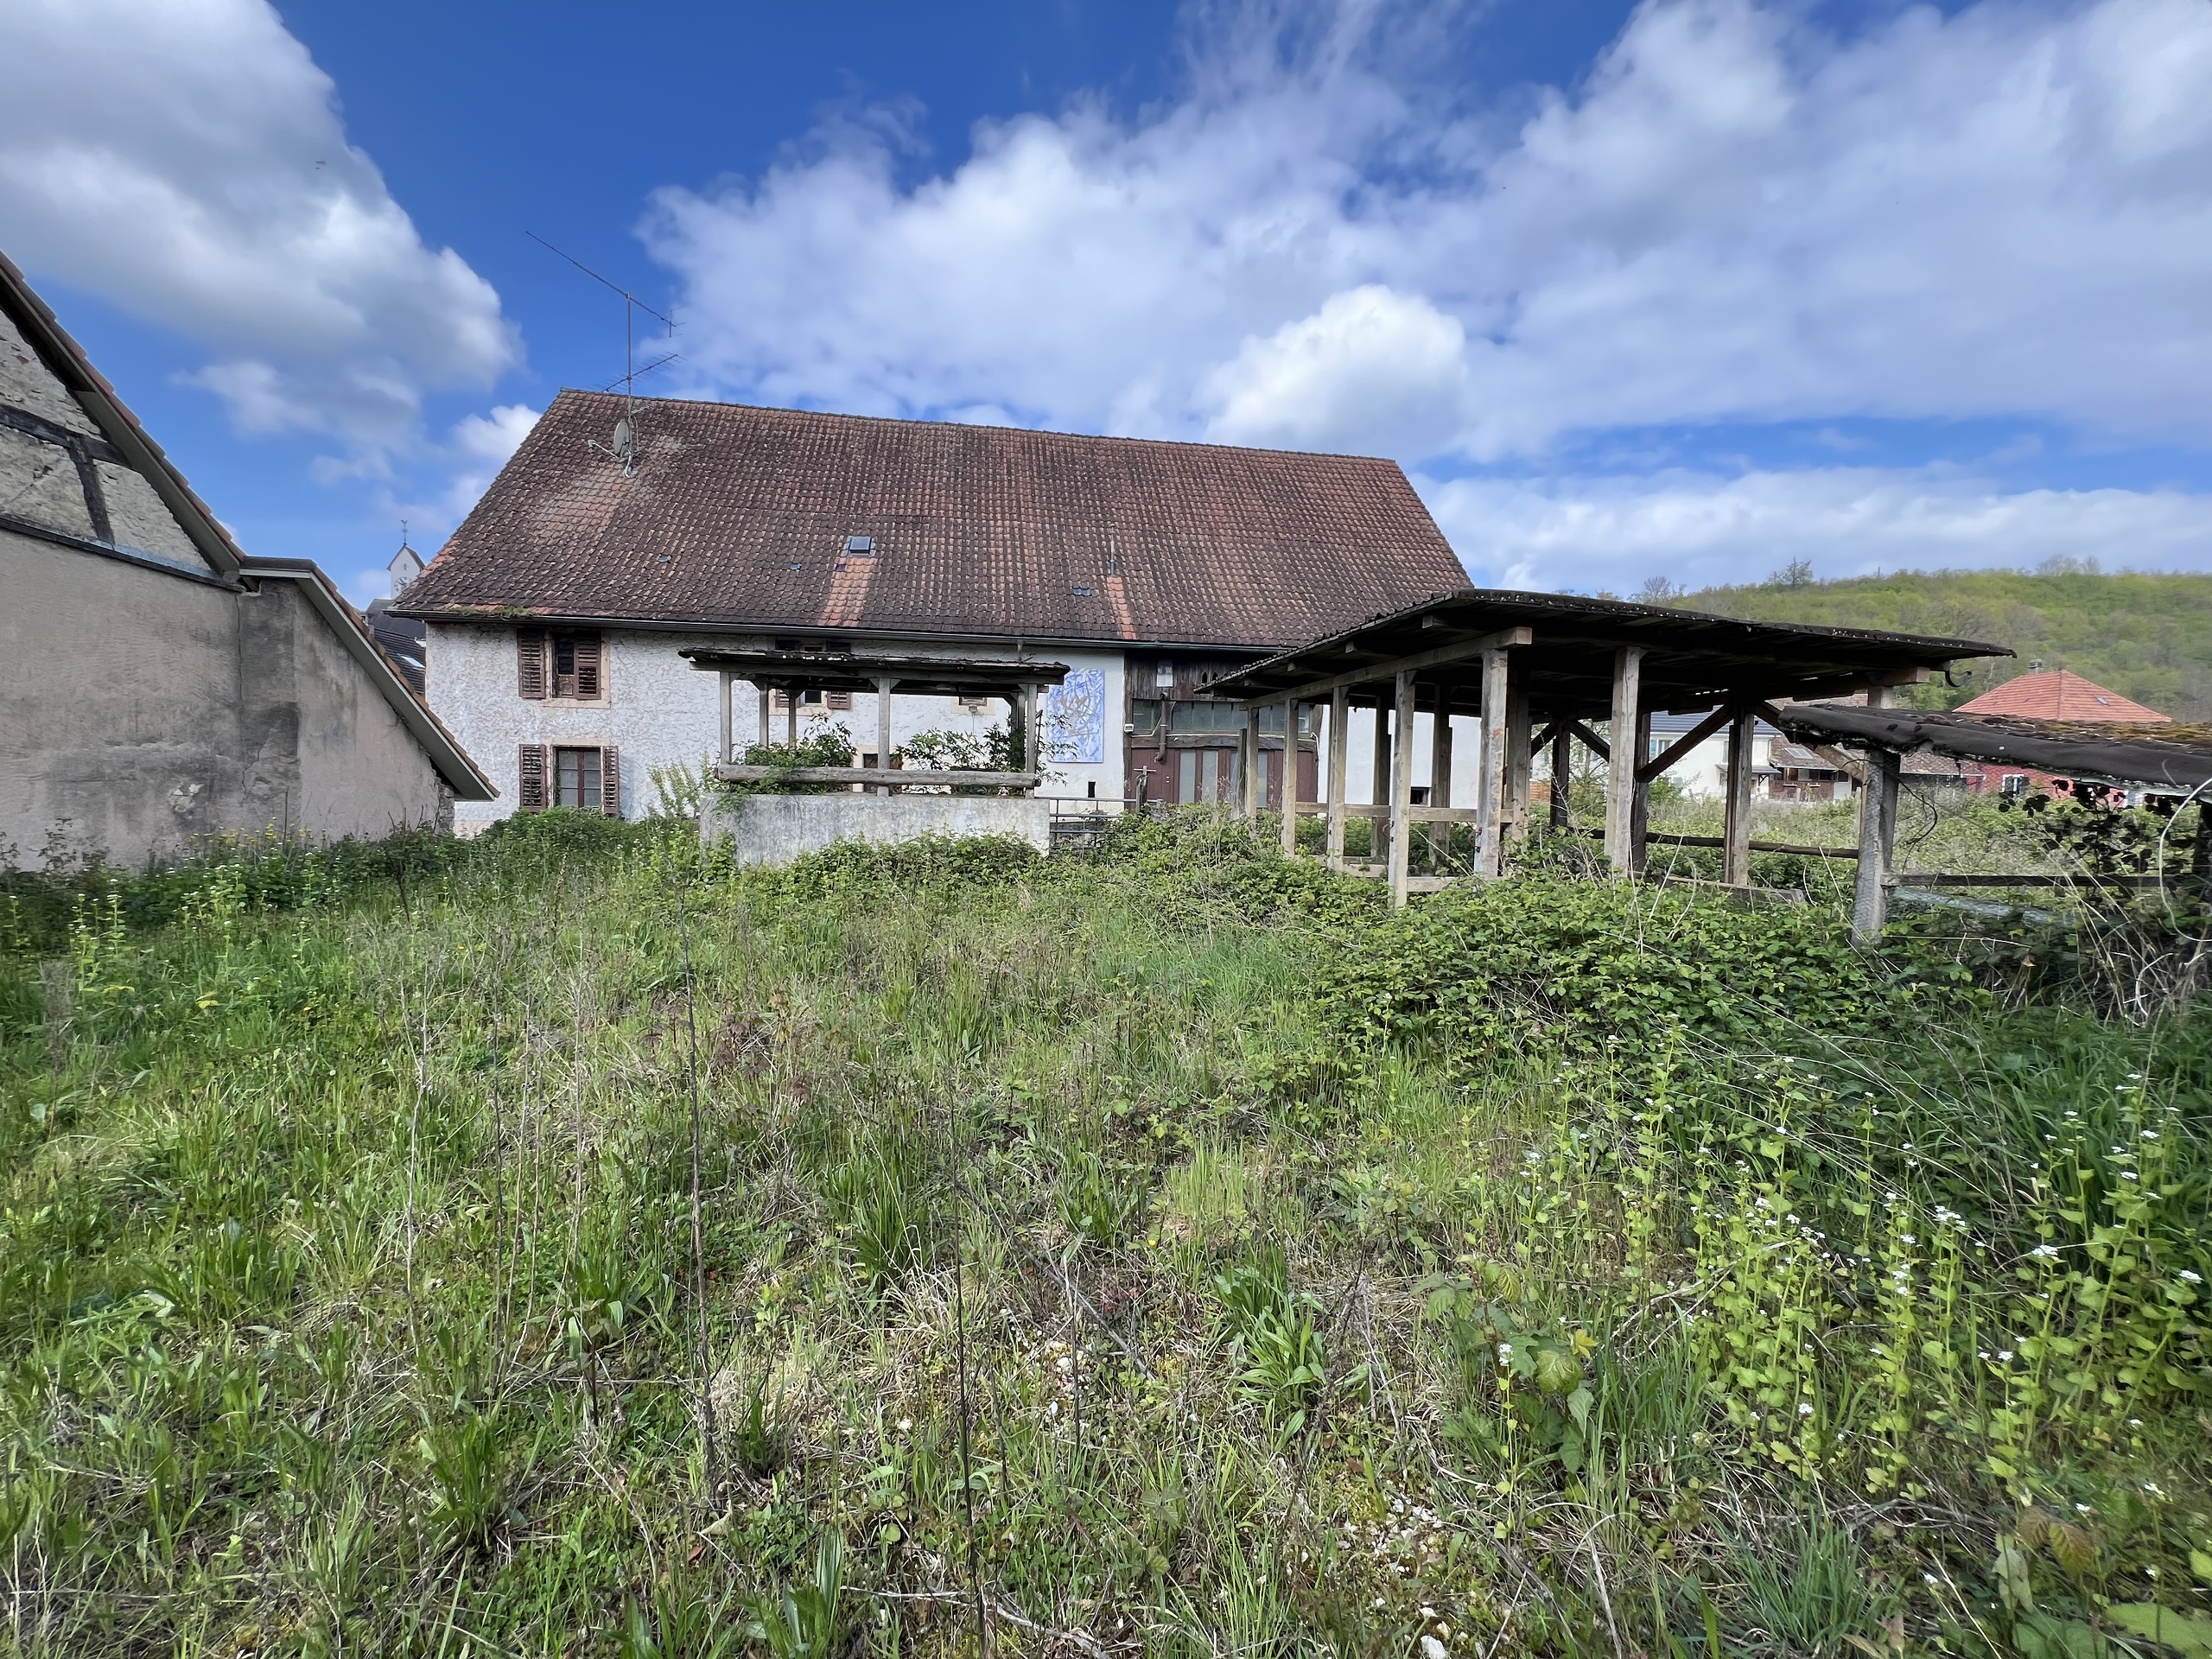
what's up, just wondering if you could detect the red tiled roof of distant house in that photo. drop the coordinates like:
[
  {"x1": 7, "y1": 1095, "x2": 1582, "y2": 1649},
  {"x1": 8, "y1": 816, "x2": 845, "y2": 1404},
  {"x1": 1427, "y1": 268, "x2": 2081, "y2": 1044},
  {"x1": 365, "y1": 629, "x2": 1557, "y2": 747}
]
[
  {"x1": 398, "y1": 391, "x2": 1472, "y2": 650},
  {"x1": 1958, "y1": 669, "x2": 2169, "y2": 723}
]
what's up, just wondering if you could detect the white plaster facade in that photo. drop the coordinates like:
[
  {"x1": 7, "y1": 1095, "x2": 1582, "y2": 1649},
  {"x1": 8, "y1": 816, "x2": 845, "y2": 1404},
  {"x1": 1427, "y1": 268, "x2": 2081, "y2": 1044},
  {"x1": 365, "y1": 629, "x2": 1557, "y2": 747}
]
[{"x1": 427, "y1": 623, "x2": 1128, "y2": 827}]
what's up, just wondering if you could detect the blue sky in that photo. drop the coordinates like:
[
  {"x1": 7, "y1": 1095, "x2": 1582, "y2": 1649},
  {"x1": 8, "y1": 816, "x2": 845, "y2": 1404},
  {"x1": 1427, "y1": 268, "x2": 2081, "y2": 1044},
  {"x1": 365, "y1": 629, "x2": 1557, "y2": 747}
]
[{"x1": 4, "y1": 0, "x2": 2210, "y2": 606}]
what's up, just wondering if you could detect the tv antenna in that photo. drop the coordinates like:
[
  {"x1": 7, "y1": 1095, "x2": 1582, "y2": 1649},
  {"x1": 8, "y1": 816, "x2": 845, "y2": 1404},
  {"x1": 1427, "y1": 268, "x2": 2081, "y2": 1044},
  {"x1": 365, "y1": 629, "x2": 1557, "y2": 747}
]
[{"x1": 527, "y1": 231, "x2": 677, "y2": 474}]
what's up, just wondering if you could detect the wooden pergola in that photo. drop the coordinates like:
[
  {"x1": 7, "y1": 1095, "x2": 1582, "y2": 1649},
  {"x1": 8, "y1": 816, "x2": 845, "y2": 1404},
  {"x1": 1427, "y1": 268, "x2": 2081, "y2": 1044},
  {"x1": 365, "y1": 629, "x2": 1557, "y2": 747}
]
[
  {"x1": 1199, "y1": 589, "x2": 2008, "y2": 932},
  {"x1": 682, "y1": 646, "x2": 1069, "y2": 792}
]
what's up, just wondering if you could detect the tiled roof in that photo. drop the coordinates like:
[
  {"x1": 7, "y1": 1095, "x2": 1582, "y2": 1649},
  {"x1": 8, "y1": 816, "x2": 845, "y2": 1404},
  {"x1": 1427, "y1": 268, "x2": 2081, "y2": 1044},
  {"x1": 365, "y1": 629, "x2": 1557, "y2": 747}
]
[
  {"x1": 398, "y1": 391, "x2": 1471, "y2": 650},
  {"x1": 1959, "y1": 669, "x2": 2168, "y2": 723}
]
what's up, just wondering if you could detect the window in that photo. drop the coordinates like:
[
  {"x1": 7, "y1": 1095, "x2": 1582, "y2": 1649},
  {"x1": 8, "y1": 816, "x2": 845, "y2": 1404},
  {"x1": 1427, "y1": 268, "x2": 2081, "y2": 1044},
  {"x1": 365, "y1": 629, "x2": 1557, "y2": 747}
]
[
  {"x1": 1168, "y1": 702, "x2": 1247, "y2": 734},
  {"x1": 518, "y1": 744, "x2": 621, "y2": 817},
  {"x1": 956, "y1": 694, "x2": 991, "y2": 712},
  {"x1": 2001, "y1": 772, "x2": 2030, "y2": 798},
  {"x1": 1154, "y1": 663, "x2": 1175, "y2": 689},
  {"x1": 827, "y1": 690, "x2": 853, "y2": 712},
  {"x1": 556, "y1": 746, "x2": 603, "y2": 810},
  {"x1": 517, "y1": 628, "x2": 606, "y2": 701},
  {"x1": 1256, "y1": 705, "x2": 1316, "y2": 735},
  {"x1": 1129, "y1": 700, "x2": 1161, "y2": 735}
]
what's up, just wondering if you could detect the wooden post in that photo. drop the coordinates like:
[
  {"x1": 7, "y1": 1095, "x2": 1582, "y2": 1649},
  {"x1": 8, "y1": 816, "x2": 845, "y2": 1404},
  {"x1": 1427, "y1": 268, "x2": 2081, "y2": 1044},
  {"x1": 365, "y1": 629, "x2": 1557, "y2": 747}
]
[
  {"x1": 1476, "y1": 648, "x2": 1511, "y2": 877},
  {"x1": 756, "y1": 680, "x2": 771, "y2": 751},
  {"x1": 1630, "y1": 702, "x2": 1654, "y2": 874},
  {"x1": 1549, "y1": 722, "x2": 1572, "y2": 830},
  {"x1": 718, "y1": 669, "x2": 733, "y2": 766},
  {"x1": 875, "y1": 675, "x2": 896, "y2": 795},
  {"x1": 1389, "y1": 671, "x2": 1417, "y2": 906},
  {"x1": 1237, "y1": 715, "x2": 1257, "y2": 817},
  {"x1": 1605, "y1": 646, "x2": 1645, "y2": 876},
  {"x1": 1853, "y1": 745, "x2": 1901, "y2": 942},
  {"x1": 1504, "y1": 674, "x2": 1533, "y2": 844},
  {"x1": 1281, "y1": 702, "x2": 1301, "y2": 856},
  {"x1": 1429, "y1": 702, "x2": 1453, "y2": 809},
  {"x1": 785, "y1": 685, "x2": 798, "y2": 747},
  {"x1": 1326, "y1": 686, "x2": 1350, "y2": 871},
  {"x1": 1723, "y1": 703, "x2": 1755, "y2": 887},
  {"x1": 1371, "y1": 698, "x2": 1392, "y2": 871}
]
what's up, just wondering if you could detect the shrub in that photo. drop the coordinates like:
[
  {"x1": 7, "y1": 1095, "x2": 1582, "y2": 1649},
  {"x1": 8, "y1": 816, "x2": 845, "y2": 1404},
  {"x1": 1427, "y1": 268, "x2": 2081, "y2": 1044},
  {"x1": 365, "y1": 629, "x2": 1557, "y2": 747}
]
[{"x1": 1317, "y1": 873, "x2": 1974, "y2": 1064}]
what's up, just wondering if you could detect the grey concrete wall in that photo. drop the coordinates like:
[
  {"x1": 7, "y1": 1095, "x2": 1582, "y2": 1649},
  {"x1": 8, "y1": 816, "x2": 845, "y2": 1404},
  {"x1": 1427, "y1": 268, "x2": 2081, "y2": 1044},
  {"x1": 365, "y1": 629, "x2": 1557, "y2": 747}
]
[
  {"x1": 701, "y1": 790, "x2": 1051, "y2": 867},
  {"x1": 0, "y1": 535, "x2": 447, "y2": 868}
]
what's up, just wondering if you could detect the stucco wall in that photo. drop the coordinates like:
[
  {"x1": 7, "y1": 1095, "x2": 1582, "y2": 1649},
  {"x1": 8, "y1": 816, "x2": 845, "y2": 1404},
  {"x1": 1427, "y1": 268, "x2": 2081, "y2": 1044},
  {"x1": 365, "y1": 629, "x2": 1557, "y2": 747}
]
[
  {"x1": 0, "y1": 537, "x2": 448, "y2": 868},
  {"x1": 702, "y1": 791, "x2": 1052, "y2": 866},
  {"x1": 428, "y1": 623, "x2": 1126, "y2": 824}
]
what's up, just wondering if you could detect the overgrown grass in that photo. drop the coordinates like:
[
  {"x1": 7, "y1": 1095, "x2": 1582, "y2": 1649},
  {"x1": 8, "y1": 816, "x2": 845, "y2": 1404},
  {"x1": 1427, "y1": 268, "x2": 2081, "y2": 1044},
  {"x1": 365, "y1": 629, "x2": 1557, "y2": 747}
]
[{"x1": 2, "y1": 810, "x2": 2206, "y2": 1656}]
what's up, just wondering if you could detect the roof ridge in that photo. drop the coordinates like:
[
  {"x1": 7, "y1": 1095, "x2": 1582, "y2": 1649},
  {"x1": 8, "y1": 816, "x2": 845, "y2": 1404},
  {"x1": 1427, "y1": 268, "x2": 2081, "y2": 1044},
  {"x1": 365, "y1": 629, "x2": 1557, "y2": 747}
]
[{"x1": 545, "y1": 385, "x2": 1402, "y2": 467}]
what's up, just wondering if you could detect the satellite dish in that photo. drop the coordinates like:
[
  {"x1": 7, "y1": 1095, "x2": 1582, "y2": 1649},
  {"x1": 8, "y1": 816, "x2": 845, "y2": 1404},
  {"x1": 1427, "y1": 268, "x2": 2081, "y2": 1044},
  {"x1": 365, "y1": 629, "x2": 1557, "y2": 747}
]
[{"x1": 613, "y1": 417, "x2": 634, "y2": 460}]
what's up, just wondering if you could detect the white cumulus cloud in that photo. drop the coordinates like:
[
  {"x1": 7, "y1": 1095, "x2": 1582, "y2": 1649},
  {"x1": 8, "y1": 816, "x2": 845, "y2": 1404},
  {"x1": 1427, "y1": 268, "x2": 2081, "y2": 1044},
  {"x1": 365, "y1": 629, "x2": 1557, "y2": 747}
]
[
  {"x1": 1421, "y1": 467, "x2": 2212, "y2": 594},
  {"x1": 643, "y1": 0, "x2": 2212, "y2": 584},
  {"x1": 0, "y1": 0, "x2": 518, "y2": 457}
]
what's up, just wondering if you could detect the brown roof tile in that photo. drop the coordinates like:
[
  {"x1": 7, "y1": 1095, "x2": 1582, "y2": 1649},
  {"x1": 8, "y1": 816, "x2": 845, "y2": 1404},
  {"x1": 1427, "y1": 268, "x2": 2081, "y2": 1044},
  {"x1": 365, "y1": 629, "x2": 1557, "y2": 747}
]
[
  {"x1": 399, "y1": 391, "x2": 1471, "y2": 649},
  {"x1": 1958, "y1": 669, "x2": 2169, "y2": 723}
]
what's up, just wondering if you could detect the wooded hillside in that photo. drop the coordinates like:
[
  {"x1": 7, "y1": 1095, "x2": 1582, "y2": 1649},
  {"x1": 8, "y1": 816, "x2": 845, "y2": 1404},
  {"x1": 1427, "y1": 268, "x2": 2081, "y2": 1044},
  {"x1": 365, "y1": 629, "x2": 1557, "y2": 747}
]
[{"x1": 1678, "y1": 569, "x2": 2212, "y2": 717}]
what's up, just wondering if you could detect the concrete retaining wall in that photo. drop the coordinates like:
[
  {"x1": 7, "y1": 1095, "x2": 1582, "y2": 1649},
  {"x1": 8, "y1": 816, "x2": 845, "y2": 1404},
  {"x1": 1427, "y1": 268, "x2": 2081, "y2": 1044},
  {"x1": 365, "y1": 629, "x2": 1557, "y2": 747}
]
[{"x1": 701, "y1": 791, "x2": 1051, "y2": 866}]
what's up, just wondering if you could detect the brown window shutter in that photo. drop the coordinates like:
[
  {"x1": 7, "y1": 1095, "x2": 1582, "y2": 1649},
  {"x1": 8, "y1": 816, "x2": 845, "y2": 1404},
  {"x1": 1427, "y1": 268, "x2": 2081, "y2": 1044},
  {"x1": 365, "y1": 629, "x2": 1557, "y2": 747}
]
[
  {"x1": 517, "y1": 629, "x2": 547, "y2": 699},
  {"x1": 574, "y1": 632, "x2": 602, "y2": 700},
  {"x1": 518, "y1": 744, "x2": 548, "y2": 810},
  {"x1": 827, "y1": 690, "x2": 852, "y2": 711},
  {"x1": 600, "y1": 746, "x2": 621, "y2": 817}
]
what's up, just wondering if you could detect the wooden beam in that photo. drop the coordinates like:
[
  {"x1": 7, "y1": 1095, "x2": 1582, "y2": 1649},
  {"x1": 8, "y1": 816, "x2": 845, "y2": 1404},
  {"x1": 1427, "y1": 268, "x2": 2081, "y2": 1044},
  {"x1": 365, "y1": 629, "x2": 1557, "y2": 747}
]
[
  {"x1": 1430, "y1": 702, "x2": 1453, "y2": 809},
  {"x1": 1021, "y1": 682, "x2": 1041, "y2": 774},
  {"x1": 1549, "y1": 721, "x2": 1573, "y2": 830},
  {"x1": 1504, "y1": 672, "x2": 1533, "y2": 844},
  {"x1": 1723, "y1": 705, "x2": 1755, "y2": 887},
  {"x1": 1637, "y1": 703, "x2": 1735, "y2": 783},
  {"x1": 1237, "y1": 716, "x2": 1257, "y2": 819},
  {"x1": 757, "y1": 679, "x2": 770, "y2": 749},
  {"x1": 719, "y1": 669, "x2": 734, "y2": 767},
  {"x1": 1569, "y1": 720, "x2": 1611, "y2": 763},
  {"x1": 1244, "y1": 626, "x2": 1534, "y2": 706},
  {"x1": 1372, "y1": 702, "x2": 1393, "y2": 873},
  {"x1": 1476, "y1": 646, "x2": 1511, "y2": 877},
  {"x1": 1853, "y1": 745, "x2": 1901, "y2": 942},
  {"x1": 1604, "y1": 646, "x2": 1644, "y2": 876},
  {"x1": 1630, "y1": 701, "x2": 1654, "y2": 873},
  {"x1": 875, "y1": 675, "x2": 896, "y2": 794},
  {"x1": 1389, "y1": 669, "x2": 1417, "y2": 906},
  {"x1": 1326, "y1": 686, "x2": 1350, "y2": 872},
  {"x1": 1281, "y1": 702, "x2": 1300, "y2": 857}
]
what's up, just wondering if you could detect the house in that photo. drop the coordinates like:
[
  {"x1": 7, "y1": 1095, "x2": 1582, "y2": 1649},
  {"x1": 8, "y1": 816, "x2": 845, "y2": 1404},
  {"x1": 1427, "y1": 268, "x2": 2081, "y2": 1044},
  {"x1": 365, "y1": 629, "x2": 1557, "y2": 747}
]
[
  {"x1": 0, "y1": 251, "x2": 494, "y2": 868},
  {"x1": 396, "y1": 391, "x2": 1471, "y2": 828},
  {"x1": 1955, "y1": 669, "x2": 2171, "y2": 798}
]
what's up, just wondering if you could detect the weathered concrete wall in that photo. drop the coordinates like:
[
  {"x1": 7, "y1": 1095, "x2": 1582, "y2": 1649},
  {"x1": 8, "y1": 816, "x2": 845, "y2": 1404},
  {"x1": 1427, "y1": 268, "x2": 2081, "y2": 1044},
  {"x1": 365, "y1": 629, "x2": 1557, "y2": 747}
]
[
  {"x1": 429, "y1": 622, "x2": 1127, "y2": 827},
  {"x1": 700, "y1": 790, "x2": 1052, "y2": 867},
  {"x1": 0, "y1": 537, "x2": 448, "y2": 868}
]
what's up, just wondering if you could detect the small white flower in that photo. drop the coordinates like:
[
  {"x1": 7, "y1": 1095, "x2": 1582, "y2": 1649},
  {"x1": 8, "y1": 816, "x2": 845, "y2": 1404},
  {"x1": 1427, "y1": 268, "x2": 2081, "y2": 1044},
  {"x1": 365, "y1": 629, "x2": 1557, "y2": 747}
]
[
  {"x1": 896, "y1": 1417, "x2": 913, "y2": 1432},
  {"x1": 2178, "y1": 1270, "x2": 2201, "y2": 1284},
  {"x1": 1997, "y1": 1350, "x2": 2014, "y2": 1362},
  {"x1": 1797, "y1": 1402, "x2": 1815, "y2": 1416},
  {"x1": 1421, "y1": 1637, "x2": 1449, "y2": 1659}
]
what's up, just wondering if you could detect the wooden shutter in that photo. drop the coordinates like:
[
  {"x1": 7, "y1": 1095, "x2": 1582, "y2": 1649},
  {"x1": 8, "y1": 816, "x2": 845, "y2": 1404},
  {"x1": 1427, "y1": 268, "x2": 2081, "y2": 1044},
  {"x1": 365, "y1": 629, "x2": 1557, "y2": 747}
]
[
  {"x1": 599, "y1": 746, "x2": 621, "y2": 817},
  {"x1": 517, "y1": 628, "x2": 547, "y2": 699},
  {"x1": 518, "y1": 744, "x2": 548, "y2": 810},
  {"x1": 573, "y1": 632, "x2": 602, "y2": 700},
  {"x1": 827, "y1": 690, "x2": 852, "y2": 711}
]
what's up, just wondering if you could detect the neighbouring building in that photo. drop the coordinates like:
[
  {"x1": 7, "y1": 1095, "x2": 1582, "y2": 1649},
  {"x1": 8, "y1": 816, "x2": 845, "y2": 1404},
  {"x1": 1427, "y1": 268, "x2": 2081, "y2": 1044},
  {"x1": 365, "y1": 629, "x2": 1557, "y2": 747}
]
[
  {"x1": 397, "y1": 391, "x2": 1471, "y2": 828},
  {"x1": 1955, "y1": 668, "x2": 2171, "y2": 798},
  {"x1": 0, "y1": 251, "x2": 494, "y2": 868}
]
